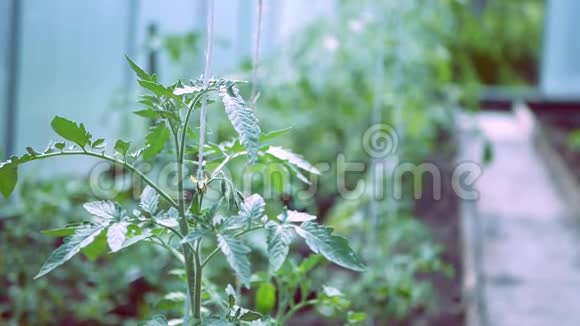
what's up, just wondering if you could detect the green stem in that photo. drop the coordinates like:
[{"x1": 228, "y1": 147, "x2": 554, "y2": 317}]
[
  {"x1": 12, "y1": 150, "x2": 177, "y2": 208},
  {"x1": 200, "y1": 226, "x2": 262, "y2": 268},
  {"x1": 280, "y1": 299, "x2": 317, "y2": 325},
  {"x1": 209, "y1": 151, "x2": 245, "y2": 179},
  {"x1": 193, "y1": 240, "x2": 203, "y2": 319},
  {"x1": 174, "y1": 130, "x2": 198, "y2": 323}
]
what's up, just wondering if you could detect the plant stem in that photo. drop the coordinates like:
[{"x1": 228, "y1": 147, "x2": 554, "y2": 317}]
[
  {"x1": 280, "y1": 299, "x2": 317, "y2": 325},
  {"x1": 12, "y1": 150, "x2": 177, "y2": 208},
  {"x1": 174, "y1": 126, "x2": 197, "y2": 323}
]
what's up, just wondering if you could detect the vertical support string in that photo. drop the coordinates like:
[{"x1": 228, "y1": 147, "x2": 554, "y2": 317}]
[{"x1": 197, "y1": 0, "x2": 216, "y2": 179}]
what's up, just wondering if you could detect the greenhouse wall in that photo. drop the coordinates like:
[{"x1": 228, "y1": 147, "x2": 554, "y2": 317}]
[{"x1": 0, "y1": 0, "x2": 333, "y2": 176}]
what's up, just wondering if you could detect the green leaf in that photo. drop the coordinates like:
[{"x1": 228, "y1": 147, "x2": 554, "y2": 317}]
[
  {"x1": 173, "y1": 84, "x2": 203, "y2": 96},
  {"x1": 26, "y1": 146, "x2": 40, "y2": 156},
  {"x1": 220, "y1": 85, "x2": 261, "y2": 162},
  {"x1": 266, "y1": 222, "x2": 293, "y2": 271},
  {"x1": 217, "y1": 233, "x2": 251, "y2": 287},
  {"x1": 181, "y1": 228, "x2": 209, "y2": 244},
  {"x1": 126, "y1": 55, "x2": 150, "y2": 81},
  {"x1": 107, "y1": 222, "x2": 129, "y2": 252},
  {"x1": 297, "y1": 254, "x2": 323, "y2": 274},
  {"x1": 237, "y1": 307, "x2": 263, "y2": 321},
  {"x1": 259, "y1": 127, "x2": 292, "y2": 142},
  {"x1": 41, "y1": 225, "x2": 84, "y2": 237},
  {"x1": 293, "y1": 222, "x2": 365, "y2": 272},
  {"x1": 156, "y1": 292, "x2": 186, "y2": 310},
  {"x1": 278, "y1": 209, "x2": 316, "y2": 223},
  {"x1": 139, "y1": 186, "x2": 159, "y2": 214},
  {"x1": 226, "y1": 283, "x2": 237, "y2": 306},
  {"x1": 35, "y1": 224, "x2": 107, "y2": 279},
  {"x1": 92, "y1": 138, "x2": 105, "y2": 149},
  {"x1": 133, "y1": 109, "x2": 161, "y2": 119},
  {"x1": 81, "y1": 230, "x2": 109, "y2": 260},
  {"x1": 138, "y1": 314, "x2": 168, "y2": 326},
  {"x1": 143, "y1": 124, "x2": 170, "y2": 160},
  {"x1": 0, "y1": 163, "x2": 17, "y2": 198},
  {"x1": 256, "y1": 282, "x2": 276, "y2": 314},
  {"x1": 50, "y1": 116, "x2": 92, "y2": 149},
  {"x1": 266, "y1": 146, "x2": 320, "y2": 175},
  {"x1": 239, "y1": 194, "x2": 265, "y2": 222},
  {"x1": 83, "y1": 201, "x2": 124, "y2": 220},
  {"x1": 138, "y1": 80, "x2": 174, "y2": 98},
  {"x1": 156, "y1": 207, "x2": 179, "y2": 228},
  {"x1": 54, "y1": 141, "x2": 66, "y2": 150},
  {"x1": 347, "y1": 311, "x2": 367, "y2": 325},
  {"x1": 114, "y1": 139, "x2": 131, "y2": 157},
  {"x1": 320, "y1": 285, "x2": 351, "y2": 311}
]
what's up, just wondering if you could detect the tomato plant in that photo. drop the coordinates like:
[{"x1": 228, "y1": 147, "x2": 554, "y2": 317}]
[{"x1": 0, "y1": 3, "x2": 365, "y2": 325}]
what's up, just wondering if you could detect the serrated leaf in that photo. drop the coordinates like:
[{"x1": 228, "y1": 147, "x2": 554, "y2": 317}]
[
  {"x1": 134, "y1": 109, "x2": 161, "y2": 119},
  {"x1": 156, "y1": 207, "x2": 179, "y2": 228},
  {"x1": 143, "y1": 124, "x2": 169, "y2": 160},
  {"x1": 41, "y1": 225, "x2": 83, "y2": 237},
  {"x1": 107, "y1": 222, "x2": 129, "y2": 252},
  {"x1": 217, "y1": 234, "x2": 251, "y2": 287},
  {"x1": 173, "y1": 84, "x2": 203, "y2": 96},
  {"x1": 293, "y1": 222, "x2": 365, "y2": 272},
  {"x1": 266, "y1": 146, "x2": 319, "y2": 175},
  {"x1": 219, "y1": 85, "x2": 261, "y2": 162},
  {"x1": 181, "y1": 228, "x2": 209, "y2": 244},
  {"x1": 92, "y1": 138, "x2": 105, "y2": 149},
  {"x1": 140, "y1": 186, "x2": 159, "y2": 214},
  {"x1": 139, "y1": 80, "x2": 174, "y2": 98},
  {"x1": 114, "y1": 139, "x2": 131, "y2": 157},
  {"x1": 81, "y1": 230, "x2": 109, "y2": 260},
  {"x1": 50, "y1": 116, "x2": 92, "y2": 149},
  {"x1": 278, "y1": 210, "x2": 316, "y2": 223},
  {"x1": 126, "y1": 55, "x2": 150, "y2": 81},
  {"x1": 239, "y1": 194, "x2": 265, "y2": 222},
  {"x1": 83, "y1": 201, "x2": 124, "y2": 220},
  {"x1": 256, "y1": 282, "x2": 276, "y2": 314},
  {"x1": 266, "y1": 223, "x2": 293, "y2": 271},
  {"x1": 35, "y1": 224, "x2": 107, "y2": 279},
  {"x1": 0, "y1": 163, "x2": 17, "y2": 198}
]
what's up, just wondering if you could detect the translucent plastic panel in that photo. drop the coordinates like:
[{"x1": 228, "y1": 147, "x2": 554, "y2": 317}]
[
  {"x1": 541, "y1": 0, "x2": 580, "y2": 97},
  {"x1": 16, "y1": 0, "x2": 128, "y2": 175},
  {"x1": 0, "y1": 0, "x2": 11, "y2": 156}
]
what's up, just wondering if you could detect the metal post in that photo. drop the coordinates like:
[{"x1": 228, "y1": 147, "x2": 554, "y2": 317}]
[{"x1": 4, "y1": 0, "x2": 22, "y2": 157}]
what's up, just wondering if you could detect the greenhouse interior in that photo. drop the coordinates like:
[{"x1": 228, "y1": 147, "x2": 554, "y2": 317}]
[{"x1": 1, "y1": 0, "x2": 579, "y2": 325}]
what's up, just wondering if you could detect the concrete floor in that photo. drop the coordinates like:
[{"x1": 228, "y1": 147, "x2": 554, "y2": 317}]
[{"x1": 460, "y1": 110, "x2": 580, "y2": 326}]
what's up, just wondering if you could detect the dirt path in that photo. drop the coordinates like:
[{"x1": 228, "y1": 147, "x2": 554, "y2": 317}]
[{"x1": 460, "y1": 110, "x2": 580, "y2": 326}]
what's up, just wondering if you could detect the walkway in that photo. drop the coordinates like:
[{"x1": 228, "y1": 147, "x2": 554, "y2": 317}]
[{"x1": 460, "y1": 108, "x2": 580, "y2": 326}]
